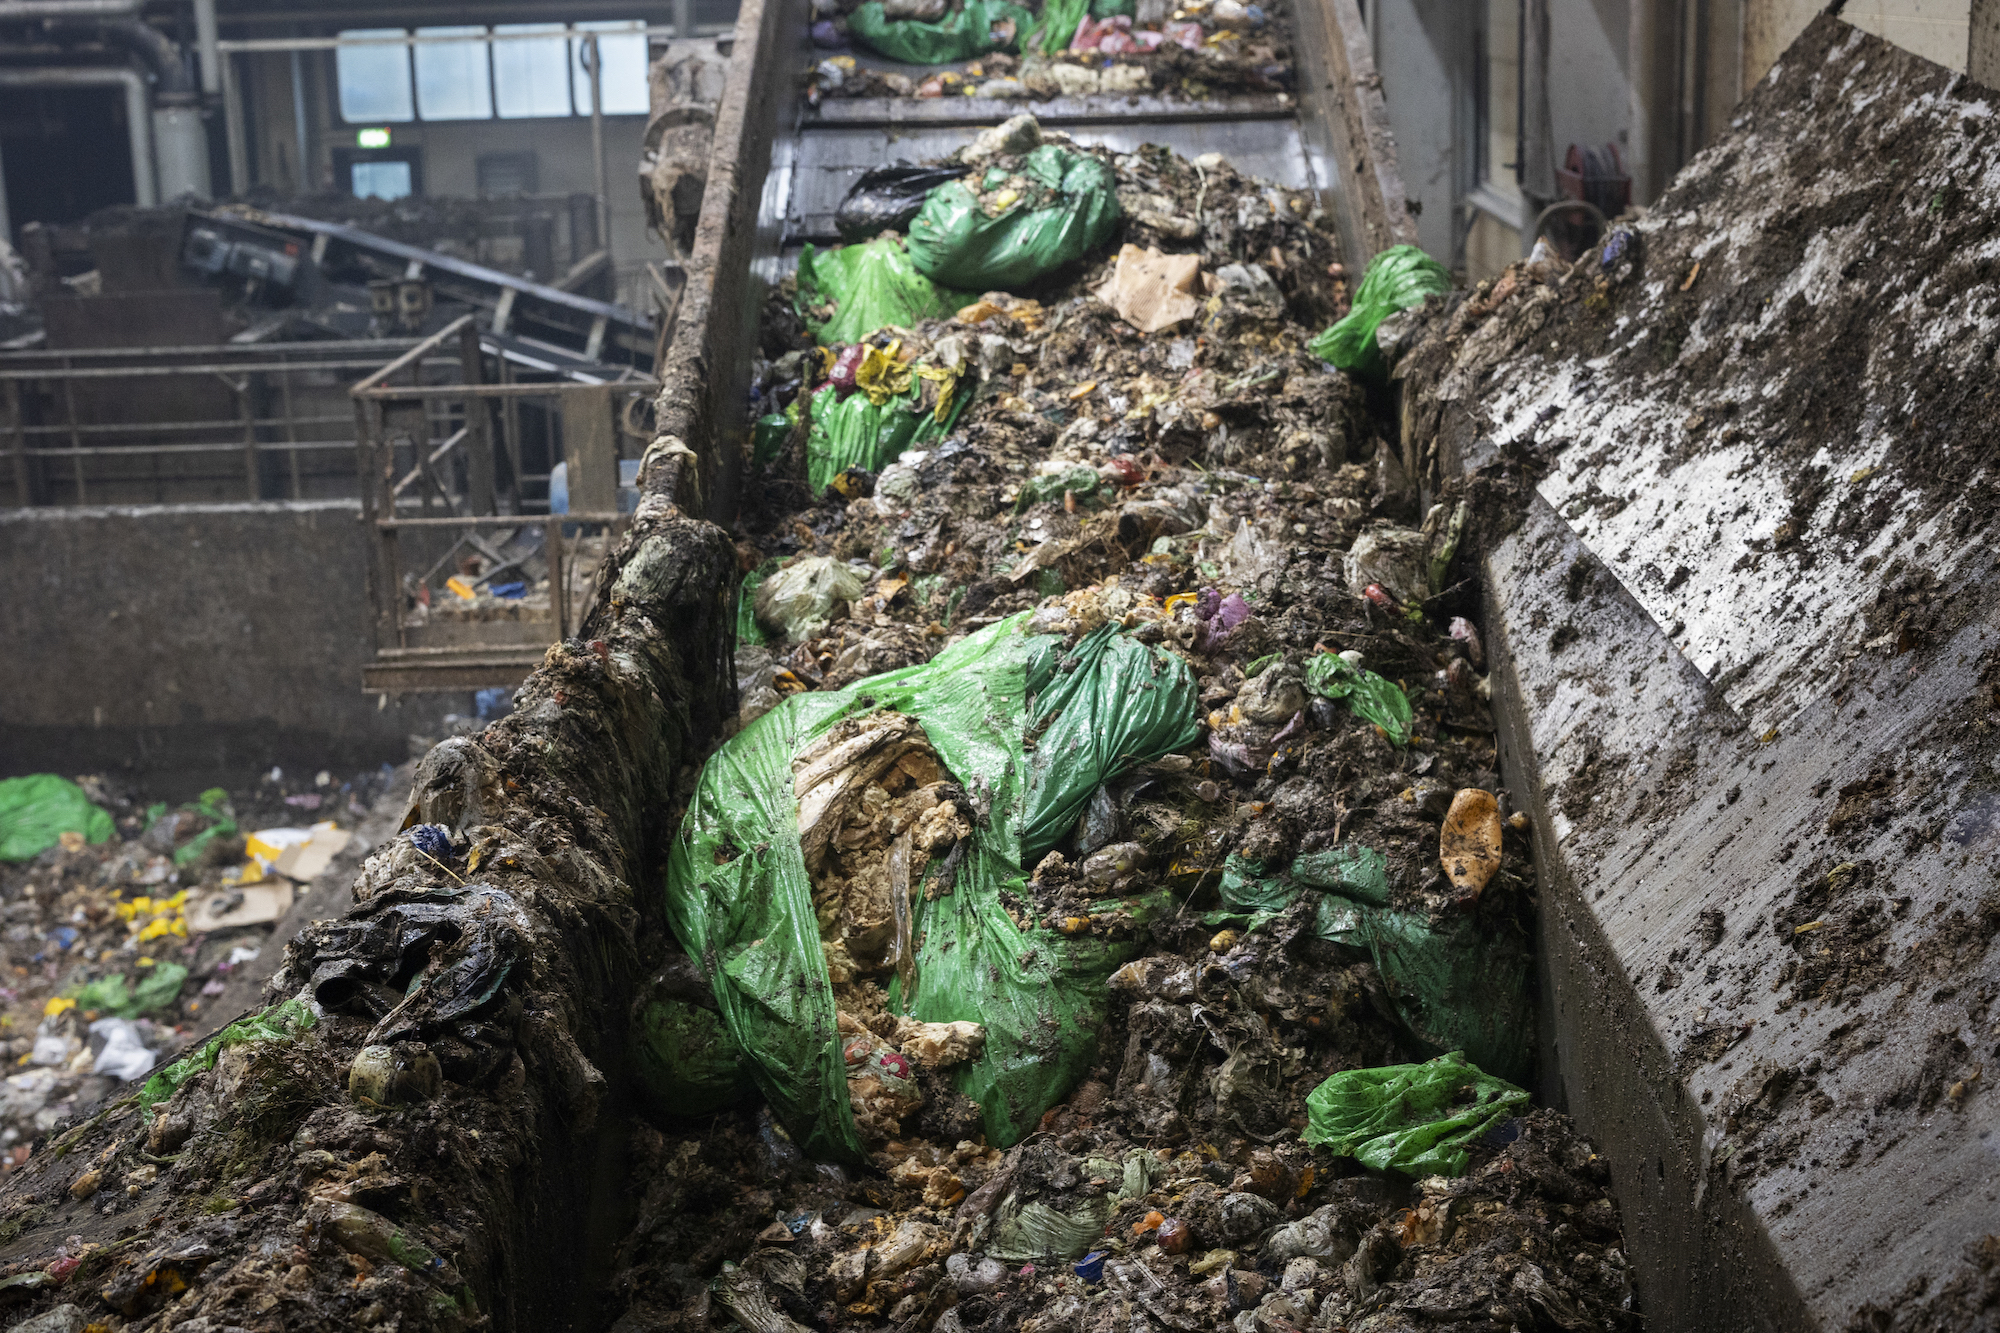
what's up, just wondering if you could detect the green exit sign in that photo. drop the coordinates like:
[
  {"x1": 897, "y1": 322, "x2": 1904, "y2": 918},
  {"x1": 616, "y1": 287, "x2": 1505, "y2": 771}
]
[{"x1": 356, "y1": 127, "x2": 392, "y2": 148}]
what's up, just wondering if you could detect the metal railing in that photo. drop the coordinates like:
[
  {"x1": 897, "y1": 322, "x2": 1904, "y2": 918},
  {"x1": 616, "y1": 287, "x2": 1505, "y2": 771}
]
[
  {"x1": 351, "y1": 314, "x2": 658, "y2": 692},
  {"x1": 0, "y1": 337, "x2": 446, "y2": 507}
]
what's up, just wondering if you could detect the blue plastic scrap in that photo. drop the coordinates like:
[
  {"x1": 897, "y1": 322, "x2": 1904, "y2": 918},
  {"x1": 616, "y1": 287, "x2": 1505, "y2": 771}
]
[{"x1": 408, "y1": 824, "x2": 453, "y2": 860}]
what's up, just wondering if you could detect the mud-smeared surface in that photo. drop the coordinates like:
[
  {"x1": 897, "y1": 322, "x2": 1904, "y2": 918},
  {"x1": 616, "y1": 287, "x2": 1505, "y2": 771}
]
[{"x1": 1393, "y1": 17, "x2": 2000, "y2": 1332}]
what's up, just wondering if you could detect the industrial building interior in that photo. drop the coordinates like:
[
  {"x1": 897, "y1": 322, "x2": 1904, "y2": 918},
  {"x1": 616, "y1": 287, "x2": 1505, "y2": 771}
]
[{"x1": 0, "y1": 0, "x2": 1994, "y2": 1327}]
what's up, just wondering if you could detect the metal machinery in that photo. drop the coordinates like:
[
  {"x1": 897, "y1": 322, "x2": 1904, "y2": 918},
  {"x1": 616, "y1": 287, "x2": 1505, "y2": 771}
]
[{"x1": 349, "y1": 314, "x2": 656, "y2": 693}]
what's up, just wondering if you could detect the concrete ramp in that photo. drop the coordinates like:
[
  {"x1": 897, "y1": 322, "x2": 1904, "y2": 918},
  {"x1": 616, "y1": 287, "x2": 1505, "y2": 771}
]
[{"x1": 1400, "y1": 16, "x2": 2000, "y2": 1331}]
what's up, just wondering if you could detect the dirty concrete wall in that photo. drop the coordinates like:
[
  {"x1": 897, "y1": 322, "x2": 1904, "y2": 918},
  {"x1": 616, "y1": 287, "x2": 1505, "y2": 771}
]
[
  {"x1": 650, "y1": 0, "x2": 789, "y2": 519},
  {"x1": 1746, "y1": 0, "x2": 1968, "y2": 87},
  {"x1": 0, "y1": 500, "x2": 465, "y2": 788},
  {"x1": 1371, "y1": 0, "x2": 1478, "y2": 258},
  {"x1": 1398, "y1": 16, "x2": 2000, "y2": 1328},
  {"x1": 1840, "y1": 0, "x2": 1970, "y2": 67},
  {"x1": 1976, "y1": 0, "x2": 2000, "y2": 79}
]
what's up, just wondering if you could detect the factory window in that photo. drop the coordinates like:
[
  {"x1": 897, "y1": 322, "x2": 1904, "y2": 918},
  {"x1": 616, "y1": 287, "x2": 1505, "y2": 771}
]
[
  {"x1": 335, "y1": 29, "x2": 415, "y2": 123},
  {"x1": 414, "y1": 26, "x2": 494, "y2": 121},
  {"x1": 352, "y1": 160, "x2": 414, "y2": 200},
  {"x1": 337, "y1": 146, "x2": 425, "y2": 199},
  {"x1": 336, "y1": 23, "x2": 654, "y2": 124},
  {"x1": 571, "y1": 21, "x2": 650, "y2": 115},
  {"x1": 494, "y1": 23, "x2": 572, "y2": 118}
]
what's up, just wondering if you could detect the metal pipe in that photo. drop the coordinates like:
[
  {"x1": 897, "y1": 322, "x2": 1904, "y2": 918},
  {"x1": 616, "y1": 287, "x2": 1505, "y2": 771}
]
[
  {"x1": 290, "y1": 48, "x2": 309, "y2": 193},
  {"x1": 217, "y1": 27, "x2": 673, "y2": 52},
  {"x1": 587, "y1": 33, "x2": 609, "y2": 270},
  {"x1": 0, "y1": 0, "x2": 140, "y2": 19},
  {"x1": 219, "y1": 47, "x2": 247, "y2": 193},
  {"x1": 0, "y1": 66, "x2": 153, "y2": 204},
  {"x1": 47, "y1": 18, "x2": 194, "y2": 93},
  {"x1": 0, "y1": 336, "x2": 429, "y2": 358},
  {"x1": 33, "y1": 17, "x2": 204, "y2": 197},
  {"x1": 154, "y1": 100, "x2": 209, "y2": 198},
  {"x1": 0, "y1": 356, "x2": 454, "y2": 379},
  {"x1": 191, "y1": 0, "x2": 217, "y2": 93}
]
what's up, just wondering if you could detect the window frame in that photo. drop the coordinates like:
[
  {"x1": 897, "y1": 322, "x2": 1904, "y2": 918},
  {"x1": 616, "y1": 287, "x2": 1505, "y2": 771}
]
[{"x1": 333, "y1": 22, "x2": 657, "y2": 127}]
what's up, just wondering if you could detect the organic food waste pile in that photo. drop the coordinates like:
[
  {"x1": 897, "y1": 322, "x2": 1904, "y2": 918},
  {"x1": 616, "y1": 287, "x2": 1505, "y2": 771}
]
[
  {"x1": 605, "y1": 116, "x2": 1640, "y2": 1332},
  {"x1": 801, "y1": 0, "x2": 1292, "y2": 104},
  {"x1": 0, "y1": 769, "x2": 394, "y2": 1177}
]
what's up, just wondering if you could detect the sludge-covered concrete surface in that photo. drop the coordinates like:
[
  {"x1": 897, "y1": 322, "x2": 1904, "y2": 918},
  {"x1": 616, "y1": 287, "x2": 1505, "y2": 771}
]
[{"x1": 1395, "y1": 15, "x2": 2000, "y2": 1333}]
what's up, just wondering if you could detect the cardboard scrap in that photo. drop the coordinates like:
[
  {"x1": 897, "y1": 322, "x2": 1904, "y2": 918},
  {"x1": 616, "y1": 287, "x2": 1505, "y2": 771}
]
[
  {"x1": 1093, "y1": 244, "x2": 1203, "y2": 333},
  {"x1": 188, "y1": 878, "x2": 295, "y2": 932}
]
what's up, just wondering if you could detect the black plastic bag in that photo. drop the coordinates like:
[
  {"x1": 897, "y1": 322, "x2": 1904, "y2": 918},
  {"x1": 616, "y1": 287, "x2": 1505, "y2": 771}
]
[{"x1": 835, "y1": 164, "x2": 968, "y2": 244}]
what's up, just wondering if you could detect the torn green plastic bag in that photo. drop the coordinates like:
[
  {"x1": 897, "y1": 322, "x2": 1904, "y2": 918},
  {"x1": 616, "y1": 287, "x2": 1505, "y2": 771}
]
[
  {"x1": 1309, "y1": 244, "x2": 1452, "y2": 382},
  {"x1": 796, "y1": 238, "x2": 969, "y2": 347},
  {"x1": 142, "y1": 787, "x2": 240, "y2": 868},
  {"x1": 1026, "y1": 0, "x2": 1087, "y2": 51},
  {"x1": 988, "y1": 1149, "x2": 1161, "y2": 1260},
  {"x1": 752, "y1": 413, "x2": 791, "y2": 470},
  {"x1": 138, "y1": 998, "x2": 317, "y2": 1116},
  {"x1": 1305, "y1": 652, "x2": 1413, "y2": 745},
  {"x1": 907, "y1": 145, "x2": 1121, "y2": 292},
  {"x1": 633, "y1": 998, "x2": 756, "y2": 1117},
  {"x1": 73, "y1": 963, "x2": 189, "y2": 1018},
  {"x1": 848, "y1": 0, "x2": 1034, "y2": 63},
  {"x1": 664, "y1": 616, "x2": 1200, "y2": 1161},
  {"x1": 1013, "y1": 464, "x2": 1100, "y2": 513},
  {"x1": 806, "y1": 376, "x2": 971, "y2": 498},
  {"x1": 0, "y1": 775, "x2": 113, "y2": 862},
  {"x1": 1217, "y1": 847, "x2": 1532, "y2": 1084},
  {"x1": 736, "y1": 558, "x2": 780, "y2": 649},
  {"x1": 1025, "y1": 0, "x2": 1138, "y2": 55},
  {"x1": 806, "y1": 383, "x2": 921, "y2": 497},
  {"x1": 1304, "y1": 1051, "x2": 1527, "y2": 1177}
]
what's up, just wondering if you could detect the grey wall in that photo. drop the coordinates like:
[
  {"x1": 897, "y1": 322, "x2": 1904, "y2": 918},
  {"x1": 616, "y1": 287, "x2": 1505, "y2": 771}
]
[
  {"x1": 0, "y1": 500, "x2": 465, "y2": 788},
  {"x1": 1372, "y1": 0, "x2": 1479, "y2": 260}
]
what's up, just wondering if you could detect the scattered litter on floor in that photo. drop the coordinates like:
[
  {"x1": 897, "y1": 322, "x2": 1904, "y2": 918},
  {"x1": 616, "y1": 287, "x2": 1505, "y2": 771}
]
[{"x1": 0, "y1": 767, "x2": 394, "y2": 1168}]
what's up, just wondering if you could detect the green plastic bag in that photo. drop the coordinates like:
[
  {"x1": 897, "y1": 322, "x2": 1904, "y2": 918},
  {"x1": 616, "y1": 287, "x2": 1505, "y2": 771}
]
[
  {"x1": 137, "y1": 998, "x2": 317, "y2": 1116},
  {"x1": 0, "y1": 775, "x2": 113, "y2": 862},
  {"x1": 665, "y1": 616, "x2": 1200, "y2": 1161},
  {"x1": 1305, "y1": 652, "x2": 1413, "y2": 745},
  {"x1": 1304, "y1": 1052, "x2": 1528, "y2": 1177},
  {"x1": 1026, "y1": 0, "x2": 1088, "y2": 52},
  {"x1": 848, "y1": 0, "x2": 1035, "y2": 63},
  {"x1": 143, "y1": 787, "x2": 239, "y2": 868},
  {"x1": 907, "y1": 144, "x2": 1121, "y2": 292},
  {"x1": 752, "y1": 413, "x2": 792, "y2": 470},
  {"x1": 807, "y1": 383, "x2": 925, "y2": 497},
  {"x1": 1014, "y1": 464, "x2": 1099, "y2": 513},
  {"x1": 1217, "y1": 847, "x2": 1532, "y2": 1083},
  {"x1": 806, "y1": 376, "x2": 972, "y2": 498},
  {"x1": 796, "y1": 238, "x2": 969, "y2": 346},
  {"x1": 73, "y1": 963, "x2": 189, "y2": 1018},
  {"x1": 987, "y1": 1151, "x2": 1155, "y2": 1259},
  {"x1": 736, "y1": 558, "x2": 779, "y2": 649},
  {"x1": 1025, "y1": 0, "x2": 1133, "y2": 52},
  {"x1": 633, "y1": 998, "x2": 756, "y2": 1117},
  {"x1": 1309, "y1": 244, "x2": 1452, "y2": 382}
]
